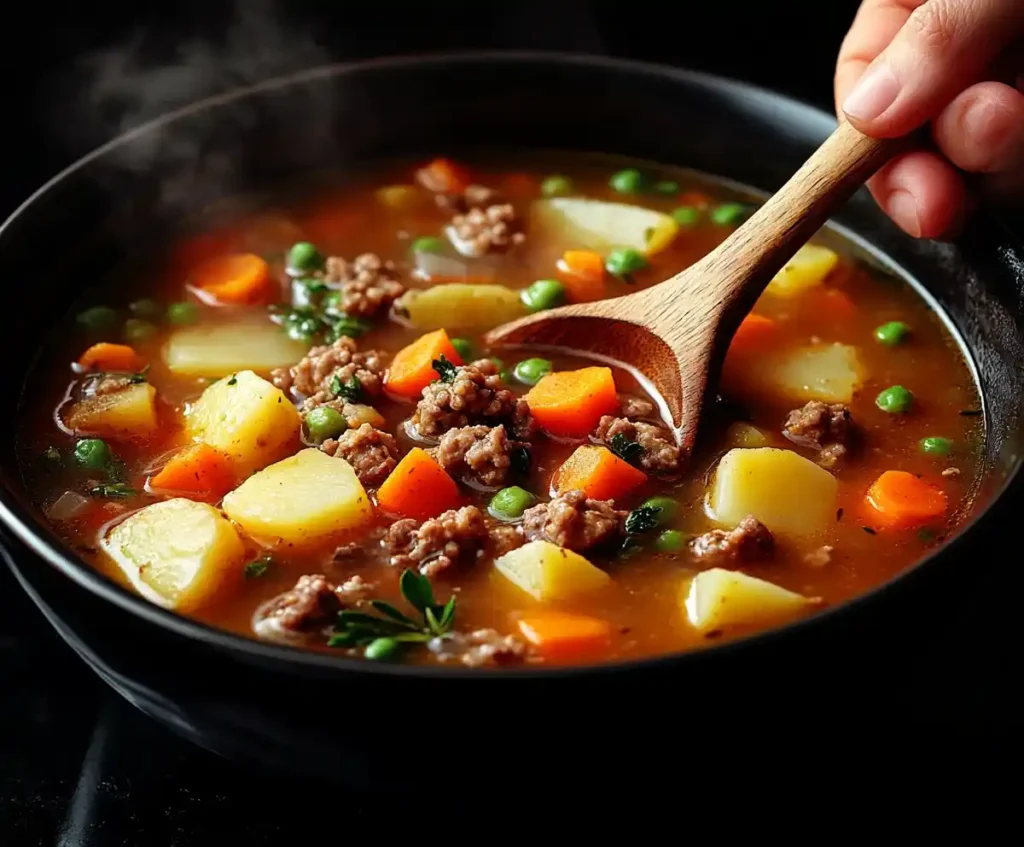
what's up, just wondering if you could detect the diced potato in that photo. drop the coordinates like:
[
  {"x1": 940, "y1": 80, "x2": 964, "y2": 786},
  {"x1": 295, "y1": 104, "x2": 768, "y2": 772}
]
[
  {"x1": 726, "y1": 422, "x2": 770, "y2": 449},
  {"x1": 493, "y1": 539, "x2": 610, "y2": 601},
  {"x1": 62, "y1": 383, "x2": 159, "y2": 439},
  {"x1": 186, "y1": 370, "x2": 300, "y2": 473},
  {"x1": 683, "y1": 568, "x2": 814, "y2": 633},
  {"x1": 531, "y1": 198, "x2": 678, "y2": 255},
  {"x1": 101, "y1": 498, "x2": 245, "y2": 612},
  {"x1": 222, "y1": 448, "x2": 373, "y2": 546},
  {"x1": 708, "y1": 447, "x2": 838, "y2": 536},
  {"x1": 165, "y1": 316, "x2": 308, "y2": 378},
  {"x1": 771, "y1": 343, "x2": 863, "y2": 403},
  {"x1": 342, "y1": 403, "x2": 386, "y2": 429},
  {"x1": 397, "y1": 283, "x2": 525, "y2": 331},
  {"x1": 764, "y1": 244, "x2": 839, "y2": 298}
]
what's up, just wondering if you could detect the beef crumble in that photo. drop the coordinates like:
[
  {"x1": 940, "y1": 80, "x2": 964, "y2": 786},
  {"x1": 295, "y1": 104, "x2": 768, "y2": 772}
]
[
  {"x1": 428, "y1": 628, "x2": 528, "y2": 667},
  {"x1": 782, "y1": 401, "x2": 853, "y2": 468},
  {"x1": 271, "y1": 336, "x2": 386, "y2": 409},
  {"x1": 323, "y1": 252, "x2": 405, "y2": 318},
  {"x1": 432, "y1": 424, "x2": 527, "y2": 489},
  {"x1": 521, "y1": 489, "x2": 626, "y2": 553},
  {"x1": 438, "y1": 184, "x2": 524, "y2": 258},
  {"x1": 617, "y1": 395, "x2": 656, "y2": 420},
  {"x1": 690, "y1": 515, "x2": 775, "y2": 564},
  {"x1": 595, "y1": 415, "x2": 682, "y2": 475},
  {"x1": 321, "y1": 423, "x2": 399, "y2": 488},
  {"x1": 384, "y1": 505, "x2": 490, "y2": 579},
  {"x1": 252, "y1": 574, "x2": 373, "y2": 644},
  {"x1": 435, "y1": 184, "x2": 503, "y2": 213}
]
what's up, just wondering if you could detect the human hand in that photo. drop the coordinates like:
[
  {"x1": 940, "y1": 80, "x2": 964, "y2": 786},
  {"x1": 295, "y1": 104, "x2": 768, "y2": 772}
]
[{"x1": 835, "y1": 0, "x2": 1024, "y2": 238}]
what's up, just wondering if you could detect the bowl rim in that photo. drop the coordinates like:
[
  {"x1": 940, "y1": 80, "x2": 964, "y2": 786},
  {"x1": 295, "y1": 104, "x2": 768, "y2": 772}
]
[{"x1": 0, "y1": 49, "x2": 1019, "y2": 680}]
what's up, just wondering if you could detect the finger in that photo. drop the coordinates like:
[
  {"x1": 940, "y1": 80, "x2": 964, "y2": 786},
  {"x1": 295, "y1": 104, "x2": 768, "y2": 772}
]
[
  {"x1": 842, "y1": 0, "x2": 1024, "y2": 137},
  {"x1": 932, "y1": 80, "x2": 1024, "y2": 174},
  {"x1": 865, "y1": 150, "x2": 968, "y2": 238}
]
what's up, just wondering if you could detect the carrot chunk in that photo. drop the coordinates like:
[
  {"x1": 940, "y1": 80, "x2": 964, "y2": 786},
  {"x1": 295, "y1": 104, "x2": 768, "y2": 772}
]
[
  {"x1": 518, "y1": 612, "x2": 613, "y2": 661},
  {"x1": 385, "y1": 329, "x2": 465, "y2": 399},
  {"x1": 77, "y1": 343, "x2": 142, "y2": 372},
  {"x1": 811, "y1": 287, "x2": 857, "y2": 322},
  {"x1": 376, "y1": 448, "x2": 461, "y2": 520},
  {"x1": 555, "y1": 445, "x2": 647, "y2": 501},
  {"x1": 557, "y1": 250, "x2": 607, "y2": 303},
  {"x1": 415, "y1": 158, "x2": 471, "y2": 194},
  {"x1": 728, "y1": 313, "x2": 777, "y2": 356},
  {"x1": 865, "y1": 470, "x2": 948, "y2": 529},
  {"x1": 150, "y1": 443, "x2": 236, "y2": 500},
  {"x1": 524, "y1": 367, "x2": 618, "y2": 438},
  {"x1": 191, "y1": 253, "x2": 272, "y2": 305}
]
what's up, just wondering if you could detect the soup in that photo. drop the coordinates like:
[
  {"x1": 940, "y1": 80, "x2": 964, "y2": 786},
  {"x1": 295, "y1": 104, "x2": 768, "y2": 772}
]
[{"x1": 17, "y1": 154, "x2": 983, "y2": 668}]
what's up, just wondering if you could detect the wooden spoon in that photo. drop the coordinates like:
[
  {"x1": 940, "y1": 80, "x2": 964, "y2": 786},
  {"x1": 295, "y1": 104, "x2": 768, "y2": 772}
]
[{"x1": 484, "y1": 121, "x2": 902, "y2": 455}]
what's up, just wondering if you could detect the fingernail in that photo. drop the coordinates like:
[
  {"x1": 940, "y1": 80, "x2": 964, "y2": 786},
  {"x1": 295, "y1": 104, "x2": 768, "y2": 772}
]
[
  {"x1": 843, "y1": 63, "x2": 901, "y2": 123},
  {"x1": 887, "y1": 190, "x2": 922, "y2": 237}
]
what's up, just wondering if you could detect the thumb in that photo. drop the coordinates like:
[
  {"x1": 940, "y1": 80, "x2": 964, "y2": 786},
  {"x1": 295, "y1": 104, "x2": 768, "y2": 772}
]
[{"x1": 842, "y1": 0, "x2": 1024, "y2": 137}]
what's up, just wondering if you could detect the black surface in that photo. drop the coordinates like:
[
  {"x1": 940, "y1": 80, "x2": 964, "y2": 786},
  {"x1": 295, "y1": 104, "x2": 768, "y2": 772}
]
[{"x1": 1, "y1": 2, "x2": 1020, "y2": 841}]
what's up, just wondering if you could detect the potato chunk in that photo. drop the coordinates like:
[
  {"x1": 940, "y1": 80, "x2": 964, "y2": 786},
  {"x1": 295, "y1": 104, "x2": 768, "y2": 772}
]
[
  {"x1": 764, "y1": 244, "x2": 839, "y2": 298},
  {"x1": 186, "y1": 370, "x2": 299, "y2": 474},
  {"x1": 708, "y1": 447, "x2": 838, "y2": 536},
  {"x1": 531, "y1": 198, "x2": 678, "y2": 255},
  {"x1": 165, "y1": 316, "x2": 308, "y2": 378},
  {"x1": 493, "y1": 539, "x2": 611, "y2": 601},
  {"x1": 684, "y1": 568, "x2": 814, "y2": 633},
  {"x1": 397, "y1": 283, "x2": 525, "y2": 331},
  {"x1": 771, "y1": 343, "x2": 863, "y2": 403},
  {"x1": 101, "y1": 498, "x2": 245, "y2": 612},
  {"x1": 222, "y1": 448, "x2": 373, "y2": 546},
  {"x1": 63, "y1": 383, "x2": 159, "y2": 439}
]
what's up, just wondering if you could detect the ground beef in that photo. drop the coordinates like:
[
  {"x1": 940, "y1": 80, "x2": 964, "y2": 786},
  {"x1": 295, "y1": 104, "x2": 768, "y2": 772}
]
[
  {"x1": 271, "y1": 336, "x2": 386, "y2": 406},
  {"x1": 321, "y1": 423, "x2": 399, "y2": 488},
  {"x1": 411, "y1": 358, "x2": 533, "y2": 439},
  {"x1": 435, "y1": 183, "x2": 504, "y2": 213},
  {"x1": 595, "y1": 416, "x2": 682, "y2": 475},
  {"x1": 690, "y1": 515, "x2": 775, "y2": 564},
  {"x1": 252, "y1": 574, "x2": 372, "y2": 644},
  {"x1": 432, "y1": 424, "x2": 526, "y2": 489},
  {"x1": 323, "y1": 253, "x2": 405, "y2": 318},
  {"x1": 490, "y1": 522, "x2": 525, "y2": 556},
  {"x1": 384, "y1": 505, "x2": 490, "y2": 579},
  {"x1": 521, "y1": 489, "x2": 626, "y2": 553},
  {"x1": 446, "y1": 203, "x2": 525, "y2": 257},
  {"x1": 617, "y1": 395, "x2": 656, "y2": 420},
  {"x1": 782, "y1": 401, "x2": 852, "y2": 451},
  {"x1": 428, "y1": 628, "x2": 529, "y2": 667},
  {"x1": 818, "y1": 443, "x2": 847, "y2": 470}
]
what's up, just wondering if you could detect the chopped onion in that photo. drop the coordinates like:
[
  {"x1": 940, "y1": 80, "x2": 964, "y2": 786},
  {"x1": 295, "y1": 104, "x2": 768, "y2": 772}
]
[
  {"x1": 412, "y1": 250, "x2": 469, "y2": 280},
  {"x1": 46, "y1": 491, "x2": 90, "y2": 522}
]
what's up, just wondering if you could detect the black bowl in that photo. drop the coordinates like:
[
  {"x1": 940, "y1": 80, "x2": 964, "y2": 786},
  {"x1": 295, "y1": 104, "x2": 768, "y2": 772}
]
[{"x1": 1, "y1": 53, "x2": 1022, "y2": 778}]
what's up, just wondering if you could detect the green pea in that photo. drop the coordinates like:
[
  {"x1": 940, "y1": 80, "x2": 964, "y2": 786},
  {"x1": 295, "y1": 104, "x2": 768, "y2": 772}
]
[
  {"x1": 655, "y1": 529, "x2": 686, "y2": 553},
  {"x1": 411, "y1": 235, "x2": 446, "y2": 255},
  {"x1": 76, "y1": 306, "x2": 118, "y2": 332},
  {"x1": 540, "y1": 175, "x2": 573, "y2": 197},
  {"x1": 609, "y1": 168, "x2": 645, "y2": 194},
  {"x1": 641, "y1": 496, "x2": 679, "y2": 527},
  {"x1": 364, "y1": 637, "x2": 403, "y2": 662},
  {"x1": 74, "y1": 438, "x2": 111, "y2": 470},
  {"x1": 521, "y1": 279, "x2": 566, "y2": 312},
  {"x1": 920, "y1": 436, "x2": 953, "y2": 456},
  {"x1": 605, "y1": 247, "x2": 649, "y2": 276},
  {"x1": 513, "y1": 357, "x2": 552, "y2": 386},
  {"x1": 129, "y1": 298, "x2": 161, "y2": 320},
  {"x1": 124, "y1": 319, "x2": 157, "y2": 343},
  {"x1": 874, "y1": 321, "x2": 911, "y2": 346},
  {"x1": 488, "y1": 357, "x2": 512, "y2": 382},
  {"x1": 671, "y1": 206, "x2": 701, "y2": 228},
  {"x1": 653, "y1": 180, "x2": 679, "y2": 195},
  {"x1": 876, "y1": 385, "x2": 914, "y2": 414},
  {"x1": 287, "y1": 241, "x2": 325, "y2": 272},
  {"x1": 305, "y1": 407, "x2": 348, "y2": 443},
  {"x1": 450, "y1": 337, "x2": 474, "y2": 361},
  {"x1": 488, "y1": 486, "x2": 537, "y2": 521},
  {"x1": 166, "y1": 302, "x2": 199, "y2": 325},
  {"x1": 710, "y1": 202, "x2": 751, "y2": 226}
]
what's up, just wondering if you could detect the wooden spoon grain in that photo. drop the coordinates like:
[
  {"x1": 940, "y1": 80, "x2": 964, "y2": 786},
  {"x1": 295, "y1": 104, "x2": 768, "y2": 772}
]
[{"x1": 484, "y1": 121, "x2": 904, "y2": 456}]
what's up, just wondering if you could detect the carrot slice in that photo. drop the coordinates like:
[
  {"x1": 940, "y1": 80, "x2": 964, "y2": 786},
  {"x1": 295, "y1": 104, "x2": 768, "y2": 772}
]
[
  {"x1": 385, "y1": 329, "x2": 465, "y2": 399},
  {"x1": 865, "y1": 470, "x2": 948, "y2": 530},
  {"x1": 415, "y1": 158, "x2": 471, "y2": 194},
  {"x1": 524, "y1": 367, "x2": 618, "y2": 438},
  {"x1": 728, "y1": 313, "x2": 777, "y2": 355},
  {"x1": 518, "y1": 612, "x2": 613, "y2": 661},
  {"x1": 376, "y1": 447, "x2": 461, "y2": 520},
  {"x1": 557, "y1": 250, "x2": 607, "y2": 303},
  {"x1": 77, "y1": 343, "x2": 142, "y2": 372},
  {"x1": 150, "y1": 443, "x2": 236, "y2": 500},
  {"x1": 555, "y1": 445, "x2": 647, "y2": 501},
  {"x1": 191, "y1": 253, "x2": 272, "y2": 305}
]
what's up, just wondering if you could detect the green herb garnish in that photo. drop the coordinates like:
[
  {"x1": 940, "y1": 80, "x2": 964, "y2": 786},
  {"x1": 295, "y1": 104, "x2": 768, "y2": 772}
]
[
  {"x1": 609, "y1": 432, "x2": 645, "y2": 466},
  {"x1": 226, "y1": 374, "x2": 238, "y2": 386},
  {"x1": 432, "y1": 354, "x2": 459, "y2": 384},
  {"x1": 329, "y1": 374, "x2": 362, "y2": 401},
  {"x1": 625, "y1": 503, "x2": 662, "y2": 535},
  {"x1": 244, "y1": 556, "x2": 273, "y2": 579},
  {"x1": 88, "y1": 483, "x2": 138, "y2": 498}
]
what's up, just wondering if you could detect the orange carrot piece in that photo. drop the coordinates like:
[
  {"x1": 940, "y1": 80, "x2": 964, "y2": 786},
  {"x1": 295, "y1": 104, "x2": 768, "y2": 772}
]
[
  {"x1": 191, "y1": 253, "x2": 272, "y2": 305},
  {"x1": 524, "y1": 367, "x2": 618, "y2": 438},
  {"x1": 77, "y1": 343, "x2": 142, "y2": 372},
  {"x1": 555, "y1": 445, "x2": 647, "y2": 502},
  {"x1": 865, "y1": 470, "x2": 948, "y2": 530},
  {"x1": 150, "y1": 444, "x2": 236, "y2": 500},
  {"x1": 385, "y1": 329, "x2": 465, "y2": 399},
  {"x1": 813, "y1": 287, "x2": 857, "y2": 322},
  {"x1": 557, "y1": 250, "x2": 607, "y2": 303},
  {"x1": 728, "y1": 313, "x2": 777, "y2": 355},
  {"x1": 518, "y1": 612, "x2": 613, "y2": 661},
  {"x1": 376, "y1": 448, "x2": 461, "y2": 520},
  {"x1": 415, "y1": 158, "x2": 471, "y2": 194}
]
